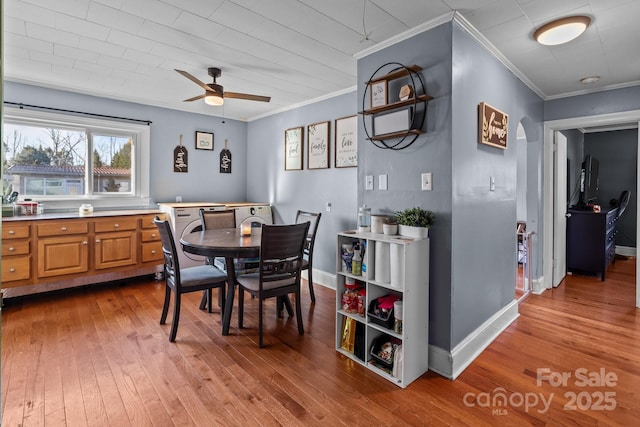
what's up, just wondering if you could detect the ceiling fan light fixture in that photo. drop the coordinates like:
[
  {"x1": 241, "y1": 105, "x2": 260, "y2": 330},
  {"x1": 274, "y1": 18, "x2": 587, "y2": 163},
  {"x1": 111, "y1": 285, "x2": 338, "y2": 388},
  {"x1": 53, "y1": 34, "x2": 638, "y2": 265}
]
[
  {"x1": 204, "y1": 92, "x2": 224, "y2": 106},
  {"x1": 534, "y1": 15, "x2": 591, "y2": 46}
]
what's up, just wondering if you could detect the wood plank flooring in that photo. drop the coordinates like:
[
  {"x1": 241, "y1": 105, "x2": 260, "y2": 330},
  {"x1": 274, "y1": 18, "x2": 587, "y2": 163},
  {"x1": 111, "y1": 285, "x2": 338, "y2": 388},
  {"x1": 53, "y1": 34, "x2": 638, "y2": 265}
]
[{"x1": 2, "y1": 259, "x2": 640, "y2": 426}]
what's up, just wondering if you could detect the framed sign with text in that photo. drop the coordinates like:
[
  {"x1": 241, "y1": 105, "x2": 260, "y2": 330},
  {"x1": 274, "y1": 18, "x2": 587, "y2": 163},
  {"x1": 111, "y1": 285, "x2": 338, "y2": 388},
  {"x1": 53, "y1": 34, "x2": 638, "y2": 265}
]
[
  {"x1": 307, "y1": 121, "x2": 330, "y2": 169},
  {"x1": 478, "y1": 102, "x2": 508, "y2": 149},
  {"x1": 334, "y1": 115, "x2": 357, "y2": 168},
  {"x1": 284, "y1": 126, "x2": 304, "y2": 170}
]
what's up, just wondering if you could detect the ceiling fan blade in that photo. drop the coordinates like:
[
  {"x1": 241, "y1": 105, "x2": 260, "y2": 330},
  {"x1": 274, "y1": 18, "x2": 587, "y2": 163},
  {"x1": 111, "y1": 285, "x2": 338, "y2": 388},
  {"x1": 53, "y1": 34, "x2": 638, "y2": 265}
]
[
  {"x1": 183, "y1": 94, "x2": 206, "y2": 102},
  {"x1": 224, "y1": 91, "x2": 271, "y2": 102},
  {"x1": 175, "y1": 69, "x2": 211, "y2": 93}
]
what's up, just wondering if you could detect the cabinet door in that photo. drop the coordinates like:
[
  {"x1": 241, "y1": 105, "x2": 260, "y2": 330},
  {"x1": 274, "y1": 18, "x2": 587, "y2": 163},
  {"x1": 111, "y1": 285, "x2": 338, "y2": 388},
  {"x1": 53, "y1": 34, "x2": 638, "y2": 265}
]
[
  {"x1": 95, "y1": 230, "x2": 138, "y2": 269},
  {"x1": 38, "y1": 235, "x2": 89, "y2": 277}
]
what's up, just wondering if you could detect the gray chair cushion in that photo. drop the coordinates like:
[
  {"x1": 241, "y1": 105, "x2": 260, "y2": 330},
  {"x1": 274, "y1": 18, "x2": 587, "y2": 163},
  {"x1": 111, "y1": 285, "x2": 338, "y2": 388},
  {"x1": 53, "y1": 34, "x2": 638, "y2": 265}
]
[
  {"x1": 180, "y1": 265, "x2": 227, "y2": 288},
  {"x1": 236, "y1": 273, "x2": 296, "y2": 292}
]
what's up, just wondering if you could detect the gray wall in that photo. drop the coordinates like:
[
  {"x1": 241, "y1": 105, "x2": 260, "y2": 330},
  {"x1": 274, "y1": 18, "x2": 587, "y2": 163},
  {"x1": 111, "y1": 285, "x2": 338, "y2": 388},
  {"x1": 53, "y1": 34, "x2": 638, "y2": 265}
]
[
  {"x1": 585, "y1": 129, "x2": 637, "y2": 247},
  {"x1": 356, "y1": 21, "x2": 544, "y2": 350},
  {"x1": 357, "y1": 22, "x2": 454, "y2": 349},
  {"x1": 4, "y1": 81, "x2": 249, "y2": 205},
  {"x1": 545, "y1": 86, "x2": 640, "y2": 121},
  {"x1": 246, "y1": 92, "x2": 358, "y2": 274},
  {"x1": 449, "y1": 23, "x2": 543, "y2": 347}
]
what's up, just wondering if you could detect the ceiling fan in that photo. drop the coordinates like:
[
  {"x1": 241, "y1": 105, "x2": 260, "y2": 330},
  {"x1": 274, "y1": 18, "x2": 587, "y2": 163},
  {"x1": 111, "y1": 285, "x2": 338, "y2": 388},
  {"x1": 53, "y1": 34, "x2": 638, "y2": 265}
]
[{"x1": 175, "y1": 67, "x2": 271, "y2": 106}]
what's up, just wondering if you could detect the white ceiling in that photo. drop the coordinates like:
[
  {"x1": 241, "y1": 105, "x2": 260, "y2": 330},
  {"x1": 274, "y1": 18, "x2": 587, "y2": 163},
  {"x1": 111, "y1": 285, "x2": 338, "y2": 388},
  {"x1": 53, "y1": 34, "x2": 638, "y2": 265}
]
[{"x1": 3, "y1": 0, "x2": 640, "y2": 122}]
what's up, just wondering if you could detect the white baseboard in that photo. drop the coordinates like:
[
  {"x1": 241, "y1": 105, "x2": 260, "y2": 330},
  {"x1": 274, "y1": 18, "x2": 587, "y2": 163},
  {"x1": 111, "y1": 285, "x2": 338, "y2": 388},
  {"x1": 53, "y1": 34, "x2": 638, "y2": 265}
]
[
  {"x1": 615, "y1": 245, "x2": 636, "y2": 257},
  {"x1": 302, "y1": 269, "x2": 336, "y2": 290},
  {"x1": 429, "y1": 299, "x2": 520, "y2": 379}
]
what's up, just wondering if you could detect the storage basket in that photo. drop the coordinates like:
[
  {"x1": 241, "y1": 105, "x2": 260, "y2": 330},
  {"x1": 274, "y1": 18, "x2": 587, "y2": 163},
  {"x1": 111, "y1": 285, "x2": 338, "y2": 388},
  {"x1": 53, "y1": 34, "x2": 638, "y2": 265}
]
[
  {"x1": 369, "y1": 335, "x2": 402, "y2": 367},
  {"x1": 367, "y1": 298, "x2": 394, "y2": 329}
]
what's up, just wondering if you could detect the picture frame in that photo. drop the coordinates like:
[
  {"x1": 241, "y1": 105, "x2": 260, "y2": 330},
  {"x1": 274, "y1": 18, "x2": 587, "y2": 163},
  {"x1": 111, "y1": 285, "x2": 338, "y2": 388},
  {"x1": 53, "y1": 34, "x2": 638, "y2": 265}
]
[
  {"x1": 334, "y1": 115, "x2": 357, "y2": 168},
  {"x1": 284, "y1": 126, "x2": 304, "y2": 170},
  {"x1": 478, "y1": 102, "x2": 508, "y2": 149},
  {"x1": 307, "y1": 121, "x2": 330, "y2": 169},
  {"x1": 370, "y1": 79, "x2": 388, "y2": 108},
  {"x1": 195, "y1": 131, "x2": 214, "y2": 150}
]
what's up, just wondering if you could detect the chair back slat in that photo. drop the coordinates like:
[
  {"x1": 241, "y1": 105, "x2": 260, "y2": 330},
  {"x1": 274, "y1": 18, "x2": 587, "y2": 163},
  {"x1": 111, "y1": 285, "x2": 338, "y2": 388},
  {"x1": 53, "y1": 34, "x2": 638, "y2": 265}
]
[
  {"x1": 154, "y1": 216, "x2": 181, "y2": 287},
  {"x1": 259, "y1": 223, "x2": 309, "y2": 285},
  {"x1": 295, "y1": 210, "x2": 321, "y2": 259}
]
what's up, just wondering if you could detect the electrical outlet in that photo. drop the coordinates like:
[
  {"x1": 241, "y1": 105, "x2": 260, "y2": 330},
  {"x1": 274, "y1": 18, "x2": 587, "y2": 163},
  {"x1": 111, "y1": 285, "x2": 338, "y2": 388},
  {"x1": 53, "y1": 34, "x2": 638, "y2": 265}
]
[
  {"x1": 176, "y1": 195, "x2": 182, "y2": 202},
  {"x1": 421, "y1": 172, "x2": 432, "y2": 191},
  {"x1": 490, "y1": 176, "x2": 496, "y2": 191},
  {"x1": 365, "y1": 175, "x2": 374, "y2": 191},
  {"x1": 326, "y1": 202, "x2": 332, "y2": 212}
]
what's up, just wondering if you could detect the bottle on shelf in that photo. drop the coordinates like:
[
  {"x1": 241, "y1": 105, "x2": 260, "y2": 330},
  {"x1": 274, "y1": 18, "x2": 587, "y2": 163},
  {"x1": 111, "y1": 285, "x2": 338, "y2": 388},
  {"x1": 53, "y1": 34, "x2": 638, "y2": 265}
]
[{"x1": 352, "y1": 244, "x2": 362, "y2": 276}]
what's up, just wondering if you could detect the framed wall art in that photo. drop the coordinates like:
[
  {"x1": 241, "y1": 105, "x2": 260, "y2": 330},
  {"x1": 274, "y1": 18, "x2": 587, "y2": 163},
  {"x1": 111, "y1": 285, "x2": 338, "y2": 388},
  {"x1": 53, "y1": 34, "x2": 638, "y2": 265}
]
[
  {"x1": 195, "y1": 131, "x2": 214, "y2": 150},
  {"x1": 284, "y1": 126, "x2": 304, "y2": 170},
  {"x1": 478, "y1": 102, "x2": 508, "y2": 149},
  {"x1": 370, "y1": 79, "x2": 388, "y2": 108},
  {"x1": 334, "y1": 115, "x2": 357, "y2": 168},
  {"x1": 307, "y1": 121, "x2": 330, "y2": 169}
]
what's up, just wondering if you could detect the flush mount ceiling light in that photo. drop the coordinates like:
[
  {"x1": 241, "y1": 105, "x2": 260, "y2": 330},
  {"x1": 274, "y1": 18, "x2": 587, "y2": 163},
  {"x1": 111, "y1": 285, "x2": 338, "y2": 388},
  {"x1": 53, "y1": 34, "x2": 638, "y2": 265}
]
[
  {"x1": 534, "y1": 15, "x2": 591, "y2": 46},
  {"x1": 580, "y1": 76, "x2": 600, "y2": 84}
]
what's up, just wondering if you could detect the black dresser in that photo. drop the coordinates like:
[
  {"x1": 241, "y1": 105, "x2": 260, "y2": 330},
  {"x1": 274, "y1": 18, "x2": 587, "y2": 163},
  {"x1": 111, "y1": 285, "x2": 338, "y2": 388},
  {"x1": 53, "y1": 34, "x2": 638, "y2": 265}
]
[{"x1": 566, "y1": 207, "x2": 618, "y2": 281}]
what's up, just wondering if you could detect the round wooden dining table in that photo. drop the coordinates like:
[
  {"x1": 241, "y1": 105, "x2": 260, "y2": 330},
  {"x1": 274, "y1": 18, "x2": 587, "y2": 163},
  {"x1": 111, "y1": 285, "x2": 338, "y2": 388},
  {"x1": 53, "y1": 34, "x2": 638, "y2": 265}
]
[{"x1": 180, "y1": 227, "x2": 261, "y2": 335}]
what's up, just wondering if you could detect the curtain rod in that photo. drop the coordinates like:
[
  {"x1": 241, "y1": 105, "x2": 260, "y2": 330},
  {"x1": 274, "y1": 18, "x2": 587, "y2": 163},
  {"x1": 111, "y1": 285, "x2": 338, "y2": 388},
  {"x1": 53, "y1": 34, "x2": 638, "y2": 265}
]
[{"x1": 3, "y1": 101, "x2": 152, "y2": 125}]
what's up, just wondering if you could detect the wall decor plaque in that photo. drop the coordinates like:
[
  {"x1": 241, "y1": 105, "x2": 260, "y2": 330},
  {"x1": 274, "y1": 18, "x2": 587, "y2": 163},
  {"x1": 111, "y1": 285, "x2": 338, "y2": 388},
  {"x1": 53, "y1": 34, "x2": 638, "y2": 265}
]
[
  {"x1": 284, "y1": 126, "x2": 304, "y2": 170},
  {"x1": 307, "y1": 121, "x2": 330, "y2": 169},
  {"x1": 478, "y1": 102, "x2": 508, "y2": 149}
]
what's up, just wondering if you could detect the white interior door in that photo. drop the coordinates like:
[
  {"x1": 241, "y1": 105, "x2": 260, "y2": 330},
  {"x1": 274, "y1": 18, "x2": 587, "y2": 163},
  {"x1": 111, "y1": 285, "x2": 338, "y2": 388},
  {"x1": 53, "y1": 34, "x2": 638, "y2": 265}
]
[{"x1": 553, "y1": 132, "x2": 568, "y2": 287}]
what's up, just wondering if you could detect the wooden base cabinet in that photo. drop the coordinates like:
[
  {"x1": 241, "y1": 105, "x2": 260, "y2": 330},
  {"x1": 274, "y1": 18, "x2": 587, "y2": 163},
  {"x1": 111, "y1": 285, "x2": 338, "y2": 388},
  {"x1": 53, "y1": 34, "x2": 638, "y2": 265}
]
[
  {"x1": 335, "y1": 231, "x2": 429, "y2": 388},
  {"x1": 1, "y1": 211, "x2": 165, "y2": 298}
]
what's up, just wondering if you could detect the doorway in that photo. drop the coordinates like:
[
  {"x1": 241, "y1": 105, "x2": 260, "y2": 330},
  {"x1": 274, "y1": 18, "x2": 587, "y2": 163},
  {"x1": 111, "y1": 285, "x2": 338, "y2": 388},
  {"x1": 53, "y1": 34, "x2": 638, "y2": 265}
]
[
  {"x1": 516, "y1": 122, "x2": 532, "y2": 299},
  {"x1": 542, "y1": 110, "x2": 640, "y2": 308}
]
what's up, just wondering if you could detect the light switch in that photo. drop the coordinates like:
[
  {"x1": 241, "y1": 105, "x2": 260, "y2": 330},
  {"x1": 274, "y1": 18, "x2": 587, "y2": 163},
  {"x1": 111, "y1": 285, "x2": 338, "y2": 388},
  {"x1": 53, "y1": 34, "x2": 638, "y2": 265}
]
[
  {"x1": 326, "y1": 202, "x2": 331, "y2": 212},
  {"x1": 365, "y1": 175, "x2": 374, "y2": 191},
  {"x1": 379, "y1": 174, "x2": 388, "y2": 191},
  {"x1": 490, "y1": 176, "x2": 495, "y2": 191}
]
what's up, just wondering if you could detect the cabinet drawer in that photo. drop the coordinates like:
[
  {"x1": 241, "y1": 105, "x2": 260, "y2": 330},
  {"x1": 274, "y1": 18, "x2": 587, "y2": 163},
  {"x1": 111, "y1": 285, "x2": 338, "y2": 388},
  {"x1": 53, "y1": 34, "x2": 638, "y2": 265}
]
[
  {"x1": 94, "y1": 218, "x2": 137, "y2": 233},
  {"x1": 2, "y1": 240, "x2": 30, "y2": 256},
  {"x1": 2, "y1": 223, "x2": 31, "y2": 239},
  {"x1": 141, "y1": 214, "x2": 164, "y2": 229},
  {"x1": 1, "y1": 256, "x2": 31, "y2": 282},
  {"x1": 141, "y1": 229, "x2": 160, "y2": 242},
  {"x1": 142, "y1": 242, "x2": 164, "y2": 262},
  {"x1": 38, "y1": 221, "x2": 88, "y2": 237}
]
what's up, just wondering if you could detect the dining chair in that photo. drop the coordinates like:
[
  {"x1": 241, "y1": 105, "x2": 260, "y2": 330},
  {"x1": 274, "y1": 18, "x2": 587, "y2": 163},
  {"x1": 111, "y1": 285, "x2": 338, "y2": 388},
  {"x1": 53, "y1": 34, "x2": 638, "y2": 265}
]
[
  {"x1": 295, "y1": 210, "x2": 322, "y2": 303},
  {"x1": 236, "y1": 222, "x2": 310, "y2": 348},
  {"x1": 197, "y1": 208, "x2": 235, "y2": 311},
  {"x1": 154, "y1": 217, "x2": 228, "y2": 342}
]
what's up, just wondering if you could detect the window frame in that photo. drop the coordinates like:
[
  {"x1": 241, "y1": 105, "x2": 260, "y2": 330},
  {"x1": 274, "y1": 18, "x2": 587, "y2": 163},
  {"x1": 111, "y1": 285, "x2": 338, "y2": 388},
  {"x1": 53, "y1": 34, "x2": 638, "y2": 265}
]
[{"x1": 3, "y1": 106, "x2": 150, "y2": 210}]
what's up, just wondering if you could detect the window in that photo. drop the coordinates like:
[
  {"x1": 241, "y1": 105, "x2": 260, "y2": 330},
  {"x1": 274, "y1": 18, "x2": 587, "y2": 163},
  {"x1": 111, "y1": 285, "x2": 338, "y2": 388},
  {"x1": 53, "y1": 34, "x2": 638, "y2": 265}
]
[{"x1": 2, "y1": 107, "x2": 150, "y2": 210}]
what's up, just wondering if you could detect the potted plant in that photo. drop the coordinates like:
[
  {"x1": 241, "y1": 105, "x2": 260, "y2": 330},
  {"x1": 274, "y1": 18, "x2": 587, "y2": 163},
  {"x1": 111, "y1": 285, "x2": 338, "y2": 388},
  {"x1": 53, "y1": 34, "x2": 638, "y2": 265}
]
[{"x1": 394, "y1": 207, "x2": 434, "y2": 238}]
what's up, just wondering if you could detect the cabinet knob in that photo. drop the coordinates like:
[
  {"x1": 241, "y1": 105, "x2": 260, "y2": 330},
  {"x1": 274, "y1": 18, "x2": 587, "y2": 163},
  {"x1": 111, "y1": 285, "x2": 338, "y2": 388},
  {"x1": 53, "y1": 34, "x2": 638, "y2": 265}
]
[
  {"x1": 9, "y1": 230, "x2": 15, "y2": 235},
  {"x1": 9, "y1": 268, "x2": 15, "y2": 272},
  {"x1": 9, "y1": 247, "x2": 15, "y2": 252},
  {"x1": 82, "y1": 241, "x2": 88, "y2": 245},
  {"x1": 114, "y1": 224, "x2": 119, "y2": 228},
  {"x1": 95, "y1": 239, "x2": 101, "y2": 243},
  {"x1": 151, "y1": 233, "x2": 156, "y2": 238},
  {"x1": 61, "y1": 227, "x2": 67, "y2": 232},
  {"x1": 151, "y1": 250, "x2": 156, "y2": 254}
]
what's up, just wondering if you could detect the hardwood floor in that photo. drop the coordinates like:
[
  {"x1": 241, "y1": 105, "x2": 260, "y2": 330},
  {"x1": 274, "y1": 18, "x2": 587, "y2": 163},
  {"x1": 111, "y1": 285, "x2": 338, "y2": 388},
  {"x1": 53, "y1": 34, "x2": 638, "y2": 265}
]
[{"x1": 2, "y1": 259, "x2": 640, "y2": 426}]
